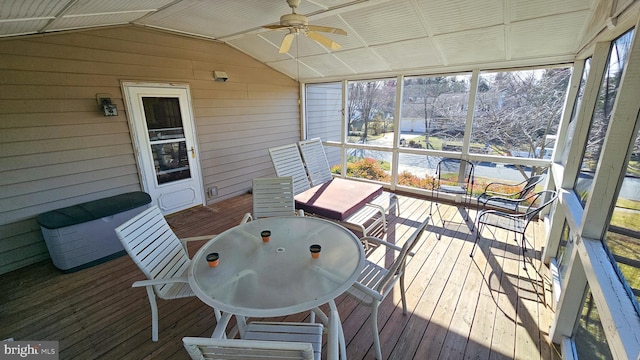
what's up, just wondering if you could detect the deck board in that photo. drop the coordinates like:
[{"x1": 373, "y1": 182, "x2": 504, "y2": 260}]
[{"x1": 0, "y1": 192, "x2": 559, "y2": 359}]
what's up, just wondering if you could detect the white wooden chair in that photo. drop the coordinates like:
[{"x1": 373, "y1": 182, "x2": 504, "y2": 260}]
[
  {"x1": 183, "y1": 321, "x2": 323, "y2": 360},
  {"x1": 268, "y1": 143, "x2": 312, "y2": 195},
  {"x1": 345, "y1": 216, "x2": 431, "y2": 360},
  {"x1": 297, "y1": 138, "x2": 334, "y2": 186},
  {"x1": 241, "y1": 177, "x2": 303, "y2": 223},
  {"x1": 115, "y1": 205, "x2": 220, "y2": 342}
]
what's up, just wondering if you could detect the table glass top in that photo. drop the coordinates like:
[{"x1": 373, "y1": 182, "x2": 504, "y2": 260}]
[{"x1": 189, "y1": 216, "x2": 364, "y2": 317}]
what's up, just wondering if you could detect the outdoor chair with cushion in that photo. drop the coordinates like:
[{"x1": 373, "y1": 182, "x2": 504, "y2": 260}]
[
  {"x1": 115, "y1": 205, "x2": 220, "y2": 341},
  {"x1": 471, "y1": 190, "x2": 558, "y2": 270},
  {"x1": 345, "y1": 216, "x2": 430, "y2": 360},
  {"x1": 268, "y1": 143, "x2": 312, "y2": 196},
  {"x1": 268, "y1": 141, "x2": 398, "y2": 238},
  {"x1": 297, "y1": 138, "x2": 334, "y2": 186}
]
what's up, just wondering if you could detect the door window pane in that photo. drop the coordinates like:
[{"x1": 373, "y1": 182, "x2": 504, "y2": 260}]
[
  {"x1": 574, "y1": 29, "x2": 635, "y2": 205},
  {"x1": 142, "y1": 97, "x2": 192, "y2": 185},
  {"x1": 471, "y1": 68, "x2": 571, "y2": 162}
]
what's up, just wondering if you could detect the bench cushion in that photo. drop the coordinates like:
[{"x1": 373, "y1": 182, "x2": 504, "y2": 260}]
[
  {"x1": 294, "y1": 178, "x2": 383, "y2": 221},
  {"x1": 37, "y1": 191, "x2": 152, "y2": 229}
]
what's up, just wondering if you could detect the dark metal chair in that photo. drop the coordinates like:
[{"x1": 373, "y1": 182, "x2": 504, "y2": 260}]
[
  {"x1": 471, "y1": 190, "x2": 558, "y2": 270},
  {"x1": 430, "y1": 158, "x2": 475, "y2": 237},
  {"x1": 476, "y1": 174, "x2": 544, "y2": 213}
]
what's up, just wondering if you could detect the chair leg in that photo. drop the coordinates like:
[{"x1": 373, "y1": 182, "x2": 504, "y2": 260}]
[
  {"x1": 521, "y1": 233, "x2": 528, "y2": 271},
  {"x1": 400, "y1": 273, "x2": 408, "y2": 314},
  {"x1": 371, "y1": 301, "x2": 382, "y2": 360},
  {"x1": 470, "y1": 222, "x2": 483, "y2": 257},
  {"x1": 145, "y1": 286, "x2": 159, "y2": 342}
]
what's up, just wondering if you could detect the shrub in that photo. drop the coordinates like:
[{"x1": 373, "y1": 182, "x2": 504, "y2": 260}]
[{"x1": 345, "y1": 157, "x2": 390, "y2": 182}]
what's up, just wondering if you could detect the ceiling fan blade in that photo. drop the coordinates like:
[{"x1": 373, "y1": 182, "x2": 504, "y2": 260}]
[
  {"x1": 306, "y1": 25, "x2": 347, "y2": 36},
  {"x1": 279, "y1": 32, "x2": 295, "y2": 53},
  {"x1": 306, "y1": 30, "x2": 341, "y2": 51},
  {"x1": 263, "y1": 24, "x2": 289, "y2": 30}
]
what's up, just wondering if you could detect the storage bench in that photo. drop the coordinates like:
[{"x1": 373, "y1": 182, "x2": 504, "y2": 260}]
[{"x1": 37, "y1": 191, "x2": 152, "y2": 273}]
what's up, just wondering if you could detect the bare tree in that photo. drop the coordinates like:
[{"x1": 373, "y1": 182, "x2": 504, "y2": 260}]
[
  {"x1": 473, "y1": 68, "x2": 571, "y2": 176},
  {"x1": 348, "y1": 81, "x2": 380, "y2": 143}
]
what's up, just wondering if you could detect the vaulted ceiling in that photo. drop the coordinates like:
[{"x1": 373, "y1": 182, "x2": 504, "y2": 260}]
[{"x1": 0, "y1": 0, "x2": 603, "y2": 81}]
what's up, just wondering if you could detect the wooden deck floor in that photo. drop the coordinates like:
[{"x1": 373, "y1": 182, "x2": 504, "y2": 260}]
[{"x1": 0, "y1": 192, "x2": 561, "y2": 359}]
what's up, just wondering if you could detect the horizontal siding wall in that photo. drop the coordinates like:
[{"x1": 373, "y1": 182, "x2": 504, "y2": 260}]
[{"x1": 0, "y1": 26, "x2": 300, "y2": 275}]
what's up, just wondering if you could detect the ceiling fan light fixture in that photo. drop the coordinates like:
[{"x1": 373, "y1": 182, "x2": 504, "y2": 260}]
[
  {"x1": 262, "y1": 0, "x2": 347, "y2": 54},
  {"x1": 280, "y1": 13, "x2": 308, "y2": 27}
]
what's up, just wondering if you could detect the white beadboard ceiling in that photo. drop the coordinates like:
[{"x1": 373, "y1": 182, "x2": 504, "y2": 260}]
[{"x1": 0, "y1": 0, "x2": 603, "y2": 81}]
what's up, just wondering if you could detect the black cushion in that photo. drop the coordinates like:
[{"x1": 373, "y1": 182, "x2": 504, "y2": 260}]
[{"x1": 37, "y1": 191, "x2": 152, "y2": 229}]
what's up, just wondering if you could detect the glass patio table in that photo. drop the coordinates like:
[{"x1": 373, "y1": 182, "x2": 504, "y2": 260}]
[{"x1": 188, "y1": 216, "x2": 365, "y2": 360}]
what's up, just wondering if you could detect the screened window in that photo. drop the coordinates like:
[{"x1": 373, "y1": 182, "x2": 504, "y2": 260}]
[
  {"x1": 396, "y1": 74, "x2": 472, "y2": 190},
  {"x1": 574, "y1": 29, "x2": 635, "y2": 206},
  {"x1": 305, "y1": 82, "x2": 342, "y2": 142},
  {"x1": 346, "y1": 79, "x2": 397, "y2": 145},
  {"x1": 604, "y1": 127, "x2": 640, "y2": 312},
  {"x1": 400, "y1": 74, "x2": 471, "y2": 149},
  {"x1": 343, "y1": 79, "x2": 397, "y2": 182},
  {"x1": 306, "y1": 82, "x2": 343, "y2": 169},
  {"x1": 557, "y1": 221, "x2": 575, "y2": 282},
  {"x1": 471, "y1": 68, "x2": 571, "y2": 162},
  {"x1": 573, "y1": 289, "x2": 614, "y2": 360},
  {"x1": 561, "y1": 58, "x2": 592, "y2": 166},
  {"x1": 343, "y1": 149, "x2": 392, "y2": 184}
]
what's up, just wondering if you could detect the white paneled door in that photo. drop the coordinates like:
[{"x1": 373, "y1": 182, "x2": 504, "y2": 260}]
[{"x1": 123, "y1": 82, "x2": 204, "y2": 215}]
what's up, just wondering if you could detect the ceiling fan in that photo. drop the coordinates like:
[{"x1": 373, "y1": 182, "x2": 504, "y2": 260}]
[{"x1": 263, "y1": 0, "x2": 347, "y2": 53}]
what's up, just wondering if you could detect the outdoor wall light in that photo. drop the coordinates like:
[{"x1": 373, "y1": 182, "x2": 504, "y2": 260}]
[
  {"x1": 96, "y1": 94, "x2": 118, "y2": 116},
  {"x1": 213, "y1": 70, "x2": 228, "y2": 82}
]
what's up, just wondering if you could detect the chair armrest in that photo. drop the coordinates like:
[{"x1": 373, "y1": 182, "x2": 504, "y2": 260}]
[
  {"x1": 479, "y1": 194, "x2": 529, "y2": 210},
  {"x1": 180, "y1": 235, "x2": 217, "y2": 242},
  {"x1": 483, "y1": 178, "x2": 527, "y2": 196},
  {"x1": 360, "y1": 236, "x2": 402, "y2": 251},
  {"x1": 179, "y1": 235, "x2": 217, "y2": 256},
  {"x1": 132, "y1": 277, "x2": 188, "y2": 288},
  {"x1": 241, "y1": 213, "x2": 253, "y2": 223},
  {"x1": 359, "y1": 237, "x2": 416, "y2": 257},
  {"x1": 477, "y1": 209, "x2": 527, "y2": 221}
]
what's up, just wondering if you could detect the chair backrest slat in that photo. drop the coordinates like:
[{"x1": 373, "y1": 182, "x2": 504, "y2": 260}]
[
  {"x1": 298, "y1": 138, "x2": 333, "y2": 186},
  {"x1": 436, "y1": 158, "x2": 474, "y2": 191},
  {"x1": 115, "y1": 206, "x2": 191, "y2": 296},
  {"x1": 183, "y1": 337, "x2": 315, "y2": 360},
  {"x1": 523, "y1": 190, "x2": 558, "y2": 223},
  {"x1": 252, "y1": 177, "x2": 297, "y2": 219},
  {"x1": 269, "y1": 144, "x2": 312, "y2": 195},
  {"x1": 517, "y1": 175, "x2": 544, "y2": 199}
]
